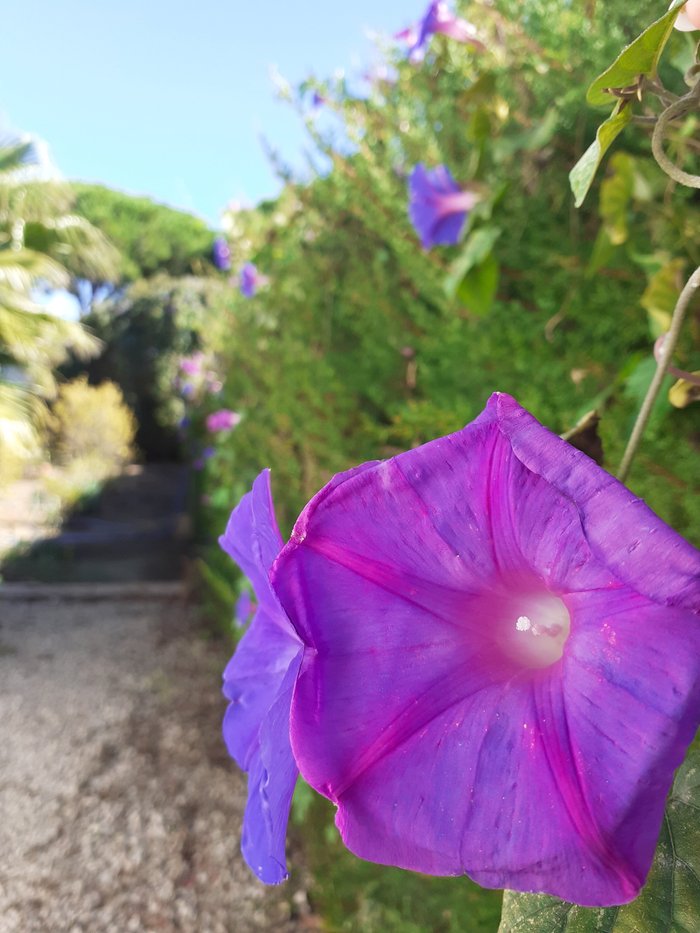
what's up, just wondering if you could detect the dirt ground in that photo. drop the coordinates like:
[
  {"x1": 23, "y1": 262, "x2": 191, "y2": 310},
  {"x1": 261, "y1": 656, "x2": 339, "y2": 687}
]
[{"x1": 0, "y1": 590, "x2": 300, "y2": 933}]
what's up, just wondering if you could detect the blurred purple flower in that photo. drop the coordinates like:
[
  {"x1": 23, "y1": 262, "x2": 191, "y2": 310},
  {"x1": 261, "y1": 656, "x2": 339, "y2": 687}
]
[
  {"x1": 206, "y1": 409, "x2": 241, "y2": 433},
  {"x1": 205, "y1": 373, "x2": 223, "y2": 394},
  {"x1": 235, "y1": 590, "x2": 257, "y2": 627},
  {"x1": 398, "y1": 2, "x2": 484, "y2": 61},
  {"x1": 311, "y1": 91, "x2": 326, "y2": 109},
  {"x1": 192, "y1": 446, "x2": 216, "y2": 471},
  {"x1": 240, "y1": 262, "x2": 265, "y2": 298},
  {"x1": 213, "y1": 236, "x2": 232, "y2": 271},
  {"x1": 408, "y1": 163, "x2": 478, "y2": 249},
  {"x1": 179, "y1": 352, "x2": 204, "y2": 376},
  {"x1": 273, "y1": 393, "x2": 700, "y2": 906},
  {"x1": 220, "y1": 470, "x2": 303, "y2": 883}
]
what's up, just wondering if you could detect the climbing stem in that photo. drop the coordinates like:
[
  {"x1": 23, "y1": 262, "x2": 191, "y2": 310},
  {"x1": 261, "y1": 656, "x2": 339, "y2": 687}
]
[{"x1": 618, "y1": 266, "x2": 700, "y2": 482}]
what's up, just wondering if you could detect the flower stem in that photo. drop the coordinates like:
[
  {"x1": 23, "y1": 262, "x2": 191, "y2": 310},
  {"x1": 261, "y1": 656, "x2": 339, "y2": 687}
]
[{"x1": 617, "y1": 265, "x2": 700, "y2": 482}]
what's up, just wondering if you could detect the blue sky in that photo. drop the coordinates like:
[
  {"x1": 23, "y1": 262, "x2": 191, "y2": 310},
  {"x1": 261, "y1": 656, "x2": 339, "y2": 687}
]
[{"x1": 1, "y1": 0, "x2": 416, "y2": 227}]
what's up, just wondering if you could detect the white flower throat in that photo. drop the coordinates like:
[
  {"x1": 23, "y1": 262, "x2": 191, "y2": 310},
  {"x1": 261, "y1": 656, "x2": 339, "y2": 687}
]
[{"x1": 501, "y1": 593, "x2": 571, "y2": 668}]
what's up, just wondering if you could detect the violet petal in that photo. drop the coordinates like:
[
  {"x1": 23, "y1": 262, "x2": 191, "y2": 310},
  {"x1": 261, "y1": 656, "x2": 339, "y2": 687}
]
[
  {"x1": 274, "y1": 393, "x2": 700, "y2": 906},
  {"x1": 220, "y1": 469, "x2": 302, "y2": 883}
]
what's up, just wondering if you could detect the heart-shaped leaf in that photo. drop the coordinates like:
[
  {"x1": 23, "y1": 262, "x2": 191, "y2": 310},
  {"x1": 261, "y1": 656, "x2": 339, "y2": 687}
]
[
  {"x1": 569, "y1": 104, "x2": 632, "y2": 207},
  {"x1": 498, "y1": 744, "x2": 700, "y2": 932},
  {"x1": 587, "y1": 0, "x2": 686, "y2": 107}
]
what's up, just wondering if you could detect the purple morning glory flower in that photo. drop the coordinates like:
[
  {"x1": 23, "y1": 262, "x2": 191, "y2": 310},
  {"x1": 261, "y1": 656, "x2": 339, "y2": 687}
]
[
  {"x1": 273, "y1": 393, "x2": 700, "y2": 907},
  {"x1": 399, "y1": 2, "x2": 484, "y2": 61},
  {"x1": 240, "y1": 262, "x2": 264, "y2": 298},
  {"x1": 213, "y1": 236, "x2": 232, "y2": 271},
  {"x1": 235, "y1": 590, "x2": 256, "y2": 627},
  {"x1": 408, "y1": 163, "x2": 478, "y2": 249},
  {"x1": 220, "y1": 470, "x2": 303, "y2": 883},
  {"x1": 206, "y1": 409, "x2": 241, "y2": 433}
]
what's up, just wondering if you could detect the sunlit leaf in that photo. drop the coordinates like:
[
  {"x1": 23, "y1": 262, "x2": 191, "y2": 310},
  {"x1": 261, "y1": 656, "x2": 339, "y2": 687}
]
[
  {"x1": 641, "y1": 258, "x2": 686, "y2": 337},
  {"x1": 499, "y1": 744, "x2": 700, "y2": 932},
  {"x1": 569, "y1": 105, "x2": 632, "y2": 208},
  {"x1": 587, "y1": 0, "x2": 686, "y2": 107}
]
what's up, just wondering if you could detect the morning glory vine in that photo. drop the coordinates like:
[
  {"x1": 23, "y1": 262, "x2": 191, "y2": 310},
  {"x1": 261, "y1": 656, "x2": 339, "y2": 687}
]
[{"x1": 215, "y1": 3, "x2": 700, "y2": 930}]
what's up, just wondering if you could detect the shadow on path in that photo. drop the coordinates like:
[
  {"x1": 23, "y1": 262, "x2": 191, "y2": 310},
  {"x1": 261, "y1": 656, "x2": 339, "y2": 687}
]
[{"x1": 1, "y1": 464, "x2": 189, "y2": 584}]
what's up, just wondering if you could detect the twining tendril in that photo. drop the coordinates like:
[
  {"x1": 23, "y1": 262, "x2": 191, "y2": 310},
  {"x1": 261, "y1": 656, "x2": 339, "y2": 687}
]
[{"x1": 651, "y1": 77, "x2": 700, "y2": 188}]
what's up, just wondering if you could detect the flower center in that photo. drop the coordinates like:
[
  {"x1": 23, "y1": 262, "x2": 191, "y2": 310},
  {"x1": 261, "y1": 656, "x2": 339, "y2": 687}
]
[
  {"x1": 439, "y1": 189, "x2": 479, "y2": 216},
  {"x1": 500, "y1": 593, "x2": 571, "y2": 669}
]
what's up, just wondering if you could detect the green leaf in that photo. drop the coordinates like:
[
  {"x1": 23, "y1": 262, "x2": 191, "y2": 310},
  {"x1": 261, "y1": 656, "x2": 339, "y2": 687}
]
[
  {"x1": 640, "y1": 258, "x2": 686, "y2": 337},
  {"x1": 599, "y1": 152, "x2": 635, "y2": 246},
  {"x1": 570, "y1": 105, "x2": 632, "y2": 207},
  {"x1": 498, "y1": 744, "x2": 700, "y2": 932},
  {"x1": 445, "y1": 226, "x2": 501, "y2": 298},
  {"x1": 587, "y1": 0, "x2": 686, "y2": 107},
  {"x1": 455, "y1": 253, "x2": 499, "y2": 317}
]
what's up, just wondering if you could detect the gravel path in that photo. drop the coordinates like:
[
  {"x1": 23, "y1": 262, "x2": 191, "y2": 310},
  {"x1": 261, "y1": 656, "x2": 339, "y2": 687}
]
[{"x1": 0, "y1": 591, "x2": 298, "y2": 933}]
